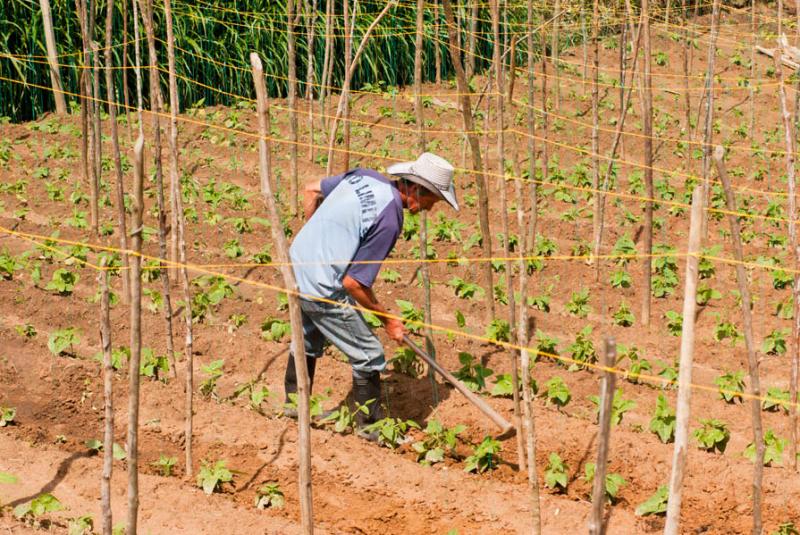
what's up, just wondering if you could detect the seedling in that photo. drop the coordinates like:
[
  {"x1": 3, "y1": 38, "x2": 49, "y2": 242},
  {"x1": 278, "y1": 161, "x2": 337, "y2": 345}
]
[
  {"x1": 0, "y1": 406, "x2": 16, "y2": 426},
  {"x1": 636, "y1": 485, "x2": 668, "y2": 516},
  {"x1": 48, "y1": 327, "x2": 80, "y2": 356},
  {"x1": 260, "y1": 317, "x2": 290, "y2": 342},
  {"x1": 285, "y1": 393, "x2": 329, "y2": 419},
  {"x1": 693, "y1": 418, "x2": 730, "y2": 453},
  {"x1": 612, "y1": 302, "x2": 634, "y2": 327},
  {"x1": 544, "y1": 376, "x2": 571, "y2": 407},
  {"x1": 362, "y1": 417, "x2": 419, "y2": 449},
  {"x1": 583, "y1": 462, "x2": 626, "y2": 503},
  {"x1": 771, "y1": 522, "x2": 799, "y2": 535},
  {"x1": 396, "y1": 300, "x2": 424, "y2": 333},
  {"x1": 762, "y1": 387, "x2": 790, "y2": 413},
  {"x1": 447, "y1": 277, "x2": 485, "y2": 300},
  {"x1": 223, "y1": 239, "x2": 244, "y2": 258},
  {"x1": 609, "y1": 269, "x2": 632, "y2": 288},
  {"x1": 68, "y1": 515, "x2": 93, "y2": 535},
  {"x1": 412, "y1": 419, "x2": 466, "y2": 465},
  {"x1": 15, "y1": 323, "x2": 36, "y2": 338},
  {"x1": 535, "y1": 331, "x2": 560, "y2": 360},
  {"x1": 151, "y1": 455, "x2": 177, "y2": 477},
  {"x1": 713, "y1": 321, "x2": 742, "y2": 346},
  {"x1": 255, "y1": 482, "x2": 285, "y2": 509},
  {"x1": 140, "y1": 348, "x2": 170, "y2": 381},
  {"x1": 543, "y1": 452, "x2": 568, "y2": 491},
  {"x1": 0, "y1": 249, "x2": 23, "y2": 279},
  {"x1": 565, "y1": 288, "x2": 591, "y2": 318},
  {"x1": 13, "y1": 493, "x2": 63, "y2": 522},
  {"x1": 485, "y1": 319, "x2": 510, "y2": 343},
  {"x1": 489, "y1": 374, "x2": 518, "y2": 398},
  {"x1": 454, "y1": 352, "x2": 493, "y2": 392},
  {"x1": 389, "y1": 347, "x2": 423, "y2": 377},
  {"x1": 251, "y1": 245, "x2": 272, "y2": 264},
  {"x1": 744, "y1": 429, "x2": 787, "y2": 466},
  {"x1": 567, "y1": 326, "x2": 596, "y2": 371},
  {"x1": 199, "y1": 359, "x2": 224, "y2": 398},
  {"x1": 320, "y1": 400, "x2": 372, "y2": 434},
  {"x1": 464, "y1": 436, "x2": 502, "y2": 473},
  {"x1": 380, "y1": 269, "x2": 400, "y2": 283},
  {"x1": 589, "y1": 388, "x2": 636, "y2": 426},
  {"x1": 715, "y1": 370, "x2": 745, "y2": 403},
  {"x1": 761, "y1": 328, "x2": 789, "y2": 356},
  {"x1": 45, "y1": 268, "x2": 79, "y2": 295},
  {"x1": 695, "y1": 284, "x2": 722, "y2": 305},
  {"x1": 649, "y1": 394, "x2": 676, "y2": 443},
  {"x1": 662, "y1": 310, "x2": 683, "y2": 337},
  {"x1": 196, "y1": 459, "x2": 235, "y2": 494}
]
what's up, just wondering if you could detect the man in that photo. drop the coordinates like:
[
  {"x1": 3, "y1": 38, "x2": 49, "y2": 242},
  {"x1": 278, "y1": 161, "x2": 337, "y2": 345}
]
[{"x1": 283, "y1": 152, "x2": 459, "y2": 439}]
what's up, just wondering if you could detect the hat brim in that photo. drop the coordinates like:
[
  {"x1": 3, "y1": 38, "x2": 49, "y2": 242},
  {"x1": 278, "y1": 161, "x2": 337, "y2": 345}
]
[{"x1": 388, "y1": 163, "x2": 459, "y2": 212}]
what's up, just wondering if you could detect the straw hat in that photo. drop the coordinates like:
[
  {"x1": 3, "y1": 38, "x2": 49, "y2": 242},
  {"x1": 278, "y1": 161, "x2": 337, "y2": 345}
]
[{"x1": 387, "y1": 152, "x2": 459, "y2": 211}]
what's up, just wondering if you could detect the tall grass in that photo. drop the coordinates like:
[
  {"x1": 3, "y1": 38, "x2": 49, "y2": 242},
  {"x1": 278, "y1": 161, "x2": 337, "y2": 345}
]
[{"x1": 0, "y1": 0, "x2": 611, "y2": 122}]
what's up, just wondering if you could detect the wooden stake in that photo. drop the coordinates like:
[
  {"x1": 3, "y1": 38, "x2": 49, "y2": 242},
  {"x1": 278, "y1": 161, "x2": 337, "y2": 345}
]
[
  {"x1": 467, "y1": 0, "x2": 478, "y2": 80},
  {"x1": 305, "y1": 0, "x2": 317, "y2": 163},
  {"x1": 325, "y1": 0, "x2": 395, "y2": 176},
  {"x1": 288, "y1": 0, "x2": 299, "y2": 216},
  {"x1": 520, "y1": 1, "x2": 542, "y2": 526},
  {"x1": 163, "y1": 0, "x2": 194, "y2": 472},
  {"x1": 434, "y1": 1, "x2": 441, "y2": 85},
  {"x1": 105, "y1": 0, "x2": 130, "y2": 305},
  {"x1": 40, "y1": 0, "x2": 67, "y2": 114},
  {"x1": 92, "y1": 41, "x2": 102, "y2": 235},
  {"x1": 490, "y1": 0, "x2": 523, "y2": 472},
  {"x1": 699, "y1": 0, "x2": 721, "y2": 238},
  {"x1": 127, "y1": 134, "x2": 145, "y2": 535},
  {"x1": 132, "y1": 0, "x2": 144, "y2": 136},
  {"x1": 98, "y1": 256, "x2": 114, "y2": 535},
  {"x1": 594, "y1": 11, "x2": 643, "y2": 277},
  {"x1": 641, "y1": 0, "x2": 654, "y2": 326},
  {"x1": 713, "y1": 145, "x2": 764, "y2": 535},
  {"x1": 251, "y1": 53, "x2": 314, "y2": 535},
  {"x1": 319, "y1": 0, "x2": 333, "y2": 132},
  {"x1": 664, "y1": 186, "x2": 704, "y2": 535},
  {"x1": 590, "y1": 0, "x2": 600, "y2": 274},
  {"x1": 588, "y1": 338, "x2": 617, "y2": 535},
  {"x1": 551, "y1": 0, "x2": 561, "y2": 111},
  {"x1": 682, "y1": 0, "x2": 691, "y2": 134},
  {"x1": 775, "y1": 47, "x2": 800, "y2": 470},
  {"x1": 138, "y1": 0, "x2": 177, "y2": 379},
  {"x1": 442, "y1": 0, "x2": 495, "y2": 319}
]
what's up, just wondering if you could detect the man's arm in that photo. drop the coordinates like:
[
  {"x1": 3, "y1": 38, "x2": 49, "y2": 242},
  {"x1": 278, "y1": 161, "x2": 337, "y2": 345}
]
[
  {"x1": 303, "y1": 179, "x2": 323, "y2": 220},
  {"x1": 342, "y1": 274, "x2": 406, "y2": 343}
]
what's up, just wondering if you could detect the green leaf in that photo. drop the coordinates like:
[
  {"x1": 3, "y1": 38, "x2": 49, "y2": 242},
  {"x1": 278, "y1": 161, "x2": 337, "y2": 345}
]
[{"x1": 636, "y1": 485, "x2": 669, "y2": 516}]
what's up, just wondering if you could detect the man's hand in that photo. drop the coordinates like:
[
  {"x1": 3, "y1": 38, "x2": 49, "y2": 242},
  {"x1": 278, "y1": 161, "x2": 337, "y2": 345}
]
[
  {"x1": 343, "y1": 274, "x2": 406, "y2": 343},
  {"x1": 303, "y1": 179, "x2": 323, "y2": 220},
  {"x1": 384, "y1": 317, "x2": 406, "y2": 344}
]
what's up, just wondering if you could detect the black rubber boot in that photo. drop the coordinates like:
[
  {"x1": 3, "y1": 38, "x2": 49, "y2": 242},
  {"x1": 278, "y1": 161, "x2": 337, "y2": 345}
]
[
  {"x1": 353, "y1": 371, "x2": 384, "y2": 443},
  {"x1": 282, "y1": 353, "x2": 317, "y2": 418}
]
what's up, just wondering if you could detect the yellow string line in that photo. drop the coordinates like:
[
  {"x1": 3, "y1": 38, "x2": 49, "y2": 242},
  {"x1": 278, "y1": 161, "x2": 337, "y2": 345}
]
[
  {"x1": 2, "y1": 73, "x2": 798, "y2": 227},
  {"x1": 1, "y1": 223, "x2": 793, "y2": 410}
]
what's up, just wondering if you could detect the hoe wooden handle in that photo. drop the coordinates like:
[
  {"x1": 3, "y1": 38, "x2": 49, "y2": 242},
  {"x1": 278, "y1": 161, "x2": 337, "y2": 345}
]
[{"x1": 402, "y1": 335, "x2": 515, "y2": 437}]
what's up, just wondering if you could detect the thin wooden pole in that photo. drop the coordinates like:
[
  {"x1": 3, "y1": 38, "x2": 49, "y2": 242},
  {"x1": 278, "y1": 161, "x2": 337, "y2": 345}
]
[
  {"x1": 341, "y1": 0, "x2": 355, "y2": 171},
  {"x1": 588, "y1": 338, "x2": 617, "y2": 535},
  {"x1": 306, "y1": 0, "x2": 317, "y2": 163},
  {"x1": 121, "y1": 0, "x2": 130, "y2": 132},
  {"x1": 551, "y1": 0, "x2": 561, "y2": 111},
  {"x1": 682, "y1": 0, "x2": 691, "y2": 134},
  {"x1": 92, "y1": 41, "x2": 102, "y2": 234},
  {"x1": 434, "y1": 1, "x2": 442, "y2": 84},
  {"x1": 594, "y1": 11, "x2": 643, "y2": 278},
  {"x1": 138, "y1": 0, "x2": 176, "y2": 379},
  {"x1": 414, "y1": 0, "x2": 439, "y2": 405},
  {"x1": 713, "y1": 145, "x2": 764, "y2": 535},
  {"x1": 641, "y1": 0, "x2": 654, "y2": 326},
  {"x1": 467, "y1": 0, "x2": 478, "y2": 80},
  {"x1": 442, "y1": 0, "x2": 495, "y2": 319},
  {"x1": 132, "y1": 0, "x2": 144, "y2": 135},
  {"x1": 775, "y1": 47, "x2": 800, "y2": 471},
  {"x1": 126, "y1": 134, "x2": 145, "y2": 535},
  {"x1": 288, "y1": 0, "x2": 299, "y2": 215},
  {"x1": 663, "y1": 186, "x2": 704, "y2": 535},
  {"x1": 40, "y1": 0, "x2": 67, "y2": 114},
  {"x1": 163, "y1": 0, "x2": 194, "y2": 471},
  {"x1": 98, "y1": 256, "x2": 114, "y2": 535},
  {"x1": 699, "y1": 0, "x2": 721, "y2": 238},
  {"x1": 251, "y1": 52, "x2": 314, "y2": 535},
  {"x1": 520, "y1": 0, "x2": 541, "y2": 527},
  {"x1": 490, "y1": 0, "x2": 523, "y2": 472},
  {"x1": 319, "y1": 0, "x2": 333, "y2": 132},
  {"x1": 105, "y1": 0, "x2": 130, "y2": 305},
  {"x1": 325, "y1": 0, "x2": 395, "y2": 175},
  {"x1": 590, "y1": 0, "x2": 600, "y2": 275}
]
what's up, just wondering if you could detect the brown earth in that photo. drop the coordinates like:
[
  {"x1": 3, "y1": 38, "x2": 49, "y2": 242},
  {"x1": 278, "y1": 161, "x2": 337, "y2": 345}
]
[{"x1": 1, "y1": 9, "x2": 800, "y2": 535}]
